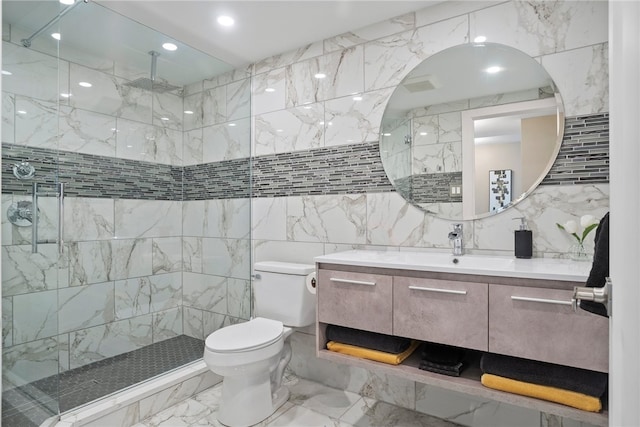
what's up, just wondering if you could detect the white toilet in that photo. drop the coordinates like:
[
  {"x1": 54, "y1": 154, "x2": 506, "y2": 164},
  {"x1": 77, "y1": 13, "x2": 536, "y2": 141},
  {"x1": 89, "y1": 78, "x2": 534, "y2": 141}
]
[{"x1": 203, "y1": 261, "x2": 316, "y2": 427}]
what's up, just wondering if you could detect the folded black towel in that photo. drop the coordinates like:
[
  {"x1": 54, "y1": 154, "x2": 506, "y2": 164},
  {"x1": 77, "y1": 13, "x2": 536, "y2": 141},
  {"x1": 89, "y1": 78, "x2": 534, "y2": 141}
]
[
  {"x1": 481, "y1": 353, "x2": 608, "y2": 398},
  {"x1": 582, "y1": 212, "x2": 609, "y2": 317},
  {"x1": 325, "y1": 324, "x2": 411, "y2": 354},
  {"x1": 420, "y1": 342, "x2": 465, "y2": 365},
  {"x1": 419, "y1": 360, "x2": 465, "y2": 377}
]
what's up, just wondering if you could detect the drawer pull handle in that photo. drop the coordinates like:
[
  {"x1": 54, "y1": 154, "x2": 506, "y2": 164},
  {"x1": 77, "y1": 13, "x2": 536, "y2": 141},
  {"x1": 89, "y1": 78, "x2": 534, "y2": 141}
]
[
  {"x1": 408, "y1": 286, "x2": 467, "y2": 295},
  {"x1": 510, "y1": 296, "x2": 573, "y2": 306},
  {"x1": 329, "y1": 278, "x2": 376, "y2": 286}
]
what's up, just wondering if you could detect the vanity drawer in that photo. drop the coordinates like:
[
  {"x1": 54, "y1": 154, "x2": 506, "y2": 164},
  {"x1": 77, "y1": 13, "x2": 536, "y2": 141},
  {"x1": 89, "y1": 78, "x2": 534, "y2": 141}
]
[
  {"x1": 317, "y1": 269, "x2": 393, "y2": 335},
  {"x1": 489, "y1": 284, "x2": 609, "y2": 372},
  {"x1": 393, "y1": 277, "x2": 488, "y2": 351}
]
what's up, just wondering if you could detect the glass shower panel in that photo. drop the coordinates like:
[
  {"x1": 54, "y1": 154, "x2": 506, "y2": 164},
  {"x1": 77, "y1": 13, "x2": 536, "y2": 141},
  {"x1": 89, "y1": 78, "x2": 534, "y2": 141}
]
[{"x1": 2, "y1": 2, "x2": 66, "y2": 425}]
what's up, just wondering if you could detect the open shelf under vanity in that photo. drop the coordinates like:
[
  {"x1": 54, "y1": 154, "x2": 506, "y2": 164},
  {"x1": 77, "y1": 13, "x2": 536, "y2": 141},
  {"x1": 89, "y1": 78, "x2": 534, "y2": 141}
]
[{"x1": 317, "y1": 326, "x2": 607, "y2": 426}]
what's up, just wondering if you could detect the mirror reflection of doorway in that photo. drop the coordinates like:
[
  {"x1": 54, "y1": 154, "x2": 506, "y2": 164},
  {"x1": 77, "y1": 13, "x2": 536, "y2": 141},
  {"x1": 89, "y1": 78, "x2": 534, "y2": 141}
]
[{"x1": 462, "y1": 97, "x2": 561, "y2": 217}]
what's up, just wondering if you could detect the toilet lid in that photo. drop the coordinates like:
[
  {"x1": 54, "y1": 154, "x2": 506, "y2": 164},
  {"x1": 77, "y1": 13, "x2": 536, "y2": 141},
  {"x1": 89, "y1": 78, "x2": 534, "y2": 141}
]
[{"x1": 205, "y1": 317, "x2": 284, "y2": 353}]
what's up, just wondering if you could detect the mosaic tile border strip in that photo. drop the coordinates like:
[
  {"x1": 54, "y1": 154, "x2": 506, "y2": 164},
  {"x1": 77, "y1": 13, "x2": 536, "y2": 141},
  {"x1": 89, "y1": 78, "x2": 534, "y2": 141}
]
[
  {"x1": 251, "y1": 142, "x2": 394, "y2": 198},
  {"x1": 395, "y1": 172, "x2": 462, "y2": 204},
  {"x1": 2, "y1": 143, "x2": 182, "y2": 200},
  {"x1": 184, "y1": 158, "x2": 251, "y2": 200},
  {"x1": 2, "y1": 113, "x2": 609, "y2": 201},
  {"x1": 541, "y1": 113, "x2": 609, "y2": 185}
]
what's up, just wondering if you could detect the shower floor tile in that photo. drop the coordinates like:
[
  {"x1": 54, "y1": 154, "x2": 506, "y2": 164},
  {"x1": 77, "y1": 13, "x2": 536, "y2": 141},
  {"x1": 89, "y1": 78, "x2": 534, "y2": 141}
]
[{"x1": 2, "y1": 335, "x2": 204, "y2": 427}]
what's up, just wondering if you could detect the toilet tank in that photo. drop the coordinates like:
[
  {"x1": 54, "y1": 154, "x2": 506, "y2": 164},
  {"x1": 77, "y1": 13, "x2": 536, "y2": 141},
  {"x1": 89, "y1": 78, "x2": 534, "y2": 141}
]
[{"x1": 253, "y1": 261, "x2": 316, "y2": 327}]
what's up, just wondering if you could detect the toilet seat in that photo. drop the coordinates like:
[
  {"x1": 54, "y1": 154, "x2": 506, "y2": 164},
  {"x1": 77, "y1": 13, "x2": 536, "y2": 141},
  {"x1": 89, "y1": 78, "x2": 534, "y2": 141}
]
[{"x1": 205, "y1": 317, "x2": 284, "y2": 353}]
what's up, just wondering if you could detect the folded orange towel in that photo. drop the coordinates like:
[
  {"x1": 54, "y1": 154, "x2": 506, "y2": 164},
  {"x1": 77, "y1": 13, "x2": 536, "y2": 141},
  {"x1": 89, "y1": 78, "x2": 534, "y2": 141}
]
[
  {"x1": 326, "y1": 340, "x2": 419, "y2": 365},
  {"x1": 481, "y1": 373, "x2": 602, "y2": 412}
]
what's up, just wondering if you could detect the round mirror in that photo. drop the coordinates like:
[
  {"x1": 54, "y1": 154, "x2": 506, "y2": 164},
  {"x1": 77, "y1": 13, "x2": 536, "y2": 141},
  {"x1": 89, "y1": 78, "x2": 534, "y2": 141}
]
[{"x1": 380, "y1": 42, "x2": 564, "y2": 220}]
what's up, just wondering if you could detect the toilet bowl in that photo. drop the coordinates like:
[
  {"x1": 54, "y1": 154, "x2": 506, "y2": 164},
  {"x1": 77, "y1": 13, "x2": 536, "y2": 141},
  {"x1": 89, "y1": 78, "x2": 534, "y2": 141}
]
[{"x1": 203, "y1": 261, "x2": 315, "y2": 427}]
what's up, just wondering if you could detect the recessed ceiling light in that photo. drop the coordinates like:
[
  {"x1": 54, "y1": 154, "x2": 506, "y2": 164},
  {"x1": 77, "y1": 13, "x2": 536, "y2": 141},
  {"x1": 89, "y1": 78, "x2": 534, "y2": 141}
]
[
  {"x1": 60, "y1": 93, "x2": 72, "y2": 98},
  {"x1": 217, "y1": 15, "x2": 235, "y2": 27},
  {"x1": 474, "y1": 36, "x2": 487, "y2": 43},
  {"x1": 420, "y1": 132, "x2": 428, "y2": 136},
  {"x1": 78, "y1": 81, "x2": 92, "y2": 87},
  {"x1": 228, "y1": 123, "x2": 236, "y2": 127},
  {"x1": 352, "y1": 96, "x2": 363, "y2": 101},
  {"x1": 59, "y1": 0, "x2": 74, "y2": 5},
  {"x1": 276, "y1": 129, "x2": 284, "y2": 133},
  {"x1": 51, "y1": 33, "x2": 61, "y2": 41},
  {"x1": 265, "y1": 88, "x2": 275, "y2": 93},
  {"x1": 17, "y1": 110, "x2": 27, "y2": 115},
  {"x1": 485, "y1": 66, "x2": 503, "y2": 74},
  {"x1": 162, "y1": 42, "x2": 177, "y2": 51},
  {"x1": 161, "y1": 117, "x2": 170, "y2": 121},
  {"x1": 383, "y1": 133, "x2": 391, "y2": 136},
  {"x1": 184, "y1": 110, "x2": 194, "y2": 115},
  {"x1": 314, "y1": 73, "x2": 326, "y2": 79},
  {"x1": 2, "y1": 70, "x2": 12, "y2": 75}
]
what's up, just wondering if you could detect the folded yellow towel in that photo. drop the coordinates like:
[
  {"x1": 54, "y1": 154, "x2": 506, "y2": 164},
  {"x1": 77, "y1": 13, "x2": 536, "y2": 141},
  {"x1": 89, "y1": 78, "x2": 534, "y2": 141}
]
[
  {"x1": 481, "y1": 373, "x2": 602, "y2": 412},
  {"x1": 326, "y1": 340, "x2": 419, "y2": 365}
]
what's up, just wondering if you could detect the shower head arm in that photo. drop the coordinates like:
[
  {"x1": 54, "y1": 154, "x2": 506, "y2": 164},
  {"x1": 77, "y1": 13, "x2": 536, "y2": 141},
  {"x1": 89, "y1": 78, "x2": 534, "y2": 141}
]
[
  {"x1": 21, "y1": 0, "x2": 87, "y2": 48},
  {"x1": 149, "y1": 51, "x2": 160, "y2": 83}
]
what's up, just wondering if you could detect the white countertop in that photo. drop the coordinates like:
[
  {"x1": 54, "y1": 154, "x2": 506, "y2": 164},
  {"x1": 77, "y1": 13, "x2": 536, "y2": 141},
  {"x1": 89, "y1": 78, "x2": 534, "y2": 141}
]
[{"x1": 315, "y1": 250, "x2": 591, "y2": 282}]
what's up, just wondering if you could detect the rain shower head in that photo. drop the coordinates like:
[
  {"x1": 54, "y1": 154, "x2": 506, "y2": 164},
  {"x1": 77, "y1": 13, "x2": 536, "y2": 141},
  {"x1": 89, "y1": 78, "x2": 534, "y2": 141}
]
[{"x1": 124, "y1": 51, "x2": 181, "y2": 93}]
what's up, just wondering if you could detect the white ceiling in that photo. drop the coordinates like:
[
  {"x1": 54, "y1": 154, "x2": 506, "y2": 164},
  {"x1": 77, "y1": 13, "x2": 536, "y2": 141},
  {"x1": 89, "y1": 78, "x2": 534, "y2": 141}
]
[{"x1": 96, "y1": 1, "x2": 440, "y2": 68}]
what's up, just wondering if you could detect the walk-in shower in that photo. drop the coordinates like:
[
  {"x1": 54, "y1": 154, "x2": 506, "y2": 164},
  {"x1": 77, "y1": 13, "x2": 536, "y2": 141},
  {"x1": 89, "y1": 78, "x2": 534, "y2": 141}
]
[{"x1": 2, "y1": 1, "x2": 251, "y2": 425}]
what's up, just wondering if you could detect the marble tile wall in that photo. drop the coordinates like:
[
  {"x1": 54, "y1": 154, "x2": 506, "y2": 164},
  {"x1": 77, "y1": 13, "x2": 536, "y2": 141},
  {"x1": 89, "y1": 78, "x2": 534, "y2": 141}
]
[
  {"x1": 176, "y1": 69, "x2": 254, "y2": 344},
  {"x1": 248, "y1": 1, "x2": 609, "y2": 426},
  {"x1": 250, "y1": 0, "x2": 609, "y2": 260}
]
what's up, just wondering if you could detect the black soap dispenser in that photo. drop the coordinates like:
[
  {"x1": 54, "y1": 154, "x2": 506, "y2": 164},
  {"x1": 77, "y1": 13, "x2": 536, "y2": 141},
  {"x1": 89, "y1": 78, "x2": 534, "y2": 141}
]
[{"x1": 513, "y1": 217, "x2": 532, "y2": 259}]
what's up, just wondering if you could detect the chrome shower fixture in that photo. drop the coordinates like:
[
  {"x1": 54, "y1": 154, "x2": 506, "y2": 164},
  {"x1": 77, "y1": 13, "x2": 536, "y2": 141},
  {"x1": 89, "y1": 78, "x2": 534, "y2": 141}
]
[
  {"x1": 21, "y1": 0, "x2": 87, "y2": 48},
  {"x1": 124, "y1": 51, "x2": 181, "y2": 93},
  {"x1": 7, "y1": 201, "x2": 33, "y2": 226},
  {"x1": 13, "y1": 161, "x2": 36, "y2": 180}
]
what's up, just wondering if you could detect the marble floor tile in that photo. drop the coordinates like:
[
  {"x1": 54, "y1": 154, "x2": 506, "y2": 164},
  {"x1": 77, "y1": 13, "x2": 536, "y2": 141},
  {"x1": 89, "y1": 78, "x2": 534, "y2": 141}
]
[
  {"x1": 340, "y1": 396, "x2": 462, "y2": 427},
  {"x1": 286, "y1": 377, "x2": 362, "y2": 420},
  {"x1": 136, "y1": 376, "x2": 460, "y2": 427},
  {"x1": 265, "y1": 405, "x2": 351, "y2": 427},
  {"x1": 133, "y1": 397, "x2": 212, "y2": 426}
]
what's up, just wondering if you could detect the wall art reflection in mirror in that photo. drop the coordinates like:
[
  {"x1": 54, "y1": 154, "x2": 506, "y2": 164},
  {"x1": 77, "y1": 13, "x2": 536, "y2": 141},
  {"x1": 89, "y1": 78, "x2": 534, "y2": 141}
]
[{"x1": 380, "y1": 42, "x2": 564, "y2": 221}]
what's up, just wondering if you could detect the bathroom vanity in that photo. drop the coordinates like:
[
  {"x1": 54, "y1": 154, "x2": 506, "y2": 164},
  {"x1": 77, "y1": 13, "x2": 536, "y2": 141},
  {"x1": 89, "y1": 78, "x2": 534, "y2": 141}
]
[{"x1": 314, "y1": 250, "x2": 608, "y2": 426}]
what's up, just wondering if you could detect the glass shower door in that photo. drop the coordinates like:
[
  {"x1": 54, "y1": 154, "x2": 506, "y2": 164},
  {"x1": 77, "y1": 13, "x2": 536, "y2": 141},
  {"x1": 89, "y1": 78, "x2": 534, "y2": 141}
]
[{"x1": 2, "y1": 2, "x2": 66, "y2": 424}]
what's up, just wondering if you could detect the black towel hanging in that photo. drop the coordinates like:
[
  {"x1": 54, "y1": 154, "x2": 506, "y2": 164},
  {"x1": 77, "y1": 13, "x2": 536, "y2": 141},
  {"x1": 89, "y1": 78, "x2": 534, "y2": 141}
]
[{"x1": 581, "y1": 212, "x2": 609, "y2": 317}]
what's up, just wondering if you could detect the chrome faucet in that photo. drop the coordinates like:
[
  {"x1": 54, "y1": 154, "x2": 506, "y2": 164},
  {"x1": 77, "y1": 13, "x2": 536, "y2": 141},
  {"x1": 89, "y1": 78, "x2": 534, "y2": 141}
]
[{"x1": 448, "y1": 223, "x2": 464, "y2": 256}]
